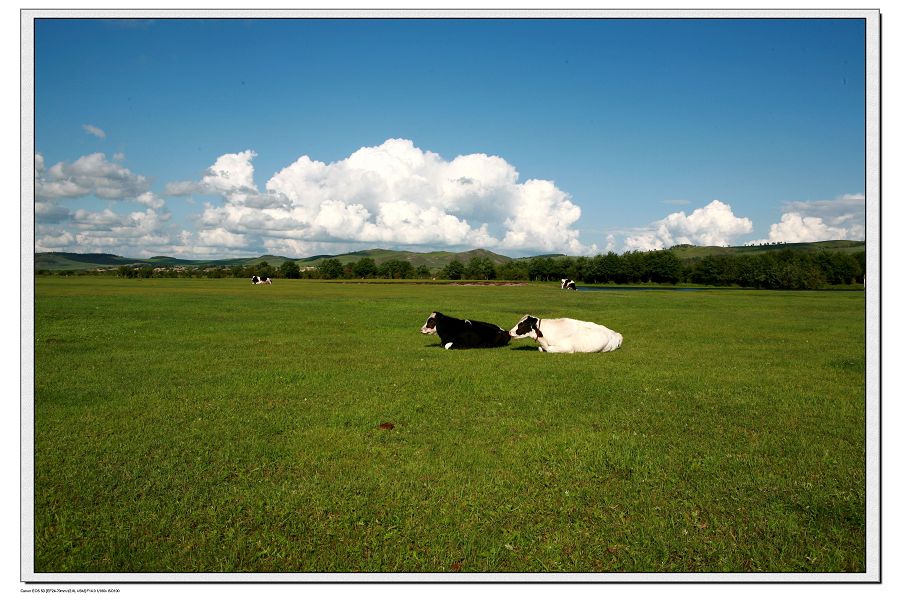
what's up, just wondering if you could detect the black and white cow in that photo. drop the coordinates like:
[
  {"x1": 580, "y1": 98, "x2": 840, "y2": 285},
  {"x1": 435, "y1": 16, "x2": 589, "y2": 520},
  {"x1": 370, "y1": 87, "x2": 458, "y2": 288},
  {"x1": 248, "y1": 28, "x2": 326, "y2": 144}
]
[
  {"x1": 420, "y1": 311, "x2": 511, "y2": 350},
  {"x1": 561, "y1": 278, "x2": 577, "y2": 291},
  {"x1": 251, "y1": 275, "x2": 272, "y2": 285},
  {"x1": 509, "y1": 314, "x2": 622, "y2": 353}
]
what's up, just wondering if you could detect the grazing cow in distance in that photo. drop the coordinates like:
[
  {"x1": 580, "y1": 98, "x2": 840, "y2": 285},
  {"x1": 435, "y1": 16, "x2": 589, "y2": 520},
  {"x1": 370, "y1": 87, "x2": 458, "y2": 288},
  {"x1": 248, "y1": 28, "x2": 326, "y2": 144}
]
[
  {"x1": 561, "y1": 278, "x2": 577, "y2": 291},
  {"x1": 509, "y1": 314, "x2": 622, "y2": 353},
  {"x1": 251, "y1": 275, "x2": 273, "y2": 285},
  {"x1": 420, "y1": 311, "x2": 511, "y2": 350}
]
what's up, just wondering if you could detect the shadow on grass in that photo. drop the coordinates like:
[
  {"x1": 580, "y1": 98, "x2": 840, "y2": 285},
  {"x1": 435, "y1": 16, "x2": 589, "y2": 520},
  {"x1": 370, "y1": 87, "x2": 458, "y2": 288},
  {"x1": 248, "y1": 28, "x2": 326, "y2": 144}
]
[{"x1": 423, "y1": 343, "x2": 536, "y2": 351}]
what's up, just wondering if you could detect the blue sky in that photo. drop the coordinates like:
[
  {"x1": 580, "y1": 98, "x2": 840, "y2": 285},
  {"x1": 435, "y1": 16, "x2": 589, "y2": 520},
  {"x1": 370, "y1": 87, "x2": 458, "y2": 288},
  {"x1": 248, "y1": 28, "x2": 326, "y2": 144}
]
[{"x1": 33, "y1": 17, "x2": 867, "y2": 258}]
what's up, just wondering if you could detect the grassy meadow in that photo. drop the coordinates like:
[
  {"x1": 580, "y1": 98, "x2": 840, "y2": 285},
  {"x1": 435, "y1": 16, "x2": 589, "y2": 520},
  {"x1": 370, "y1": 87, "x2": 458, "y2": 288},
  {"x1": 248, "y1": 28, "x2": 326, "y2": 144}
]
[{"x1": 33, "y1": 278, "x2": 867, "y2": 574}]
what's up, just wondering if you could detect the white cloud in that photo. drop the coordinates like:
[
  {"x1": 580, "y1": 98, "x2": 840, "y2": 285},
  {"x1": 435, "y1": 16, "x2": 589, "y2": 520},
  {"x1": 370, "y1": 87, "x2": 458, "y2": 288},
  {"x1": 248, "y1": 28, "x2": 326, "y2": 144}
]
[
  {"x1": 166, "y1": 150, "x2": 260, "y2": 202},
  {"x1": 750, "y1": 194, "x2": 865, "y2": 244},
  {"x1": 163, "y1": 180, "x2": 203, "y2": 196},
  {"x1": 196, "y1": 227, "x2": 249, "y2": 249},
  {"x1": 82, "y1": 124, "x2": 106, "y2": 139},
  {"x1": 201, "y1": 150, "x2": 259, "y2": 198},
  {"x1": 178, "y1": 139, "x2": 596, "y2": 255},
  {"x1": 71, "y1": 208, "x2": 124, "y2": 228},
  {"x1": 500, "y1": 179, "x2": 595, "y2": 255},
  {"x1": 68, "y1": 207, "x2": 170, "y2": 238},
  {"x1": 33, "y1": 152, "x2": 182, "y2": 256},
  {"x1": 622, "y1": 200, "x2": 753, "y2": 251},
  {"x1": 36, "y1": 207, "x2": 180, "y2": 256},
  {"x1": 135, "y1": 192, "x2": 165, "y2": 209},
  {"x1": 604, "y1": 234, "x2": 617, "y2": 252},
  {"x1": 754, "y1": 213, "x2": 847, "y2": 243},
  {"x1": 34, "y1": 201, "x2": 71, "y2": 223},
  {"x1": 34, "y1": 231, "x2": 75, "y2": 251},
  {"x1": 35, "y1": 152, "x2": 152, "y2": 201}
]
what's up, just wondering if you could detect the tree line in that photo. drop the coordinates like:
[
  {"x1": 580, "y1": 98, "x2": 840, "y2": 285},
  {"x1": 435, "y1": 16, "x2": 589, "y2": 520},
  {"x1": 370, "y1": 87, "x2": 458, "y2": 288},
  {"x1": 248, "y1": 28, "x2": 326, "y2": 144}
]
[
  {"x1": 40, "y1": 247, "x2": 865, "y2": 290},
  {"x1": 507, "y1": 248, "x2": 865, "y2": 289}
]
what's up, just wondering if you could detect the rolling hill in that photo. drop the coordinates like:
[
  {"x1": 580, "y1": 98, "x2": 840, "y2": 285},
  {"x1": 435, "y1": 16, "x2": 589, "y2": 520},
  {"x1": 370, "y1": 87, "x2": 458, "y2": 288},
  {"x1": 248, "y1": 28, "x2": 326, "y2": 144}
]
[
  {"x1": 34, "y1": 241, "x2": 864, "y2": 272},
  {"x1": 667, "y1": 239, "x2": 865, "y2": 260},
  {"x1": 34, "y1": 248, "x2": 514, "y2": 272},
  {"x1": 294, "y1": 248, "x2": 513, "y2": 269}
]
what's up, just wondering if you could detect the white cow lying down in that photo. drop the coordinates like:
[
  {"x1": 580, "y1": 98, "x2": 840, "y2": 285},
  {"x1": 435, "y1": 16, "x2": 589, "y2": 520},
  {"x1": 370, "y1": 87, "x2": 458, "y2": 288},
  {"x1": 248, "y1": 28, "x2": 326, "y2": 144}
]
[{"x1": 509, "y1": 315, "x2": 623, "y2": 353}]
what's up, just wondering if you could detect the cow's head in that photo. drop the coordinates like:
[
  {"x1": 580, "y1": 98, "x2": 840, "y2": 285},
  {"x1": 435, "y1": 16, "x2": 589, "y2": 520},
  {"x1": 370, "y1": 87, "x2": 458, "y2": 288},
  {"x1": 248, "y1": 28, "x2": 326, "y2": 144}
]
[
  {"x1": 420, "y1": 311, "x2": 442, "y2": 335},
  {"x1": 510, "y1": 315, "x2": 541, "y2": 339},
  {"x1": 251, "y1": 276, "x2": 259, "y2": 283}
]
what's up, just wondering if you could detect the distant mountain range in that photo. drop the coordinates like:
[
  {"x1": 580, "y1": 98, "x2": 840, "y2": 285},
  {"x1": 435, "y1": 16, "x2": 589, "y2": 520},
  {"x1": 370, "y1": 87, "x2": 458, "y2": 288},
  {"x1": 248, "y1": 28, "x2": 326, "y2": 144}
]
[
  {"x1": 667, "y1": 239, "x2": 864, "y2": 259},
  {"x1": 34, "y1": 248, "x2": 514, "y2": 272},
  {"x1": 34, "y1": 241, "x2": 864, "y2": 272}
]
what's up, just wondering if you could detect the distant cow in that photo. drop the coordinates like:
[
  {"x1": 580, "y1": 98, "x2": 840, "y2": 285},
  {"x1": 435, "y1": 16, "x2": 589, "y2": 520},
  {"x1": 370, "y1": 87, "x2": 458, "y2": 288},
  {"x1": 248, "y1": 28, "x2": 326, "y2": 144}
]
[
  {"x1": 251, "y1": 275, "x2": 272, "y2": 285},
  {"x1": 561, "y1": 278, "x2": 577, "y2": 291},
  {"x1": 420, "y1": 311, "x2": 511, "y2": 350},
  {"x1": 509, "y1": 315, "x2": 622, "y2": 353}
]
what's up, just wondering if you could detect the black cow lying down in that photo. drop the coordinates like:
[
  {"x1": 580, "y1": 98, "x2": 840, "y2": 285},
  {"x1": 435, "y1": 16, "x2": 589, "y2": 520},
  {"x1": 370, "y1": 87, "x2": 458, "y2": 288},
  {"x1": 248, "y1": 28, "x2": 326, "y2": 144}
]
[{"x1": 420, "y1": 311, "x2": 511, "y2": 350}]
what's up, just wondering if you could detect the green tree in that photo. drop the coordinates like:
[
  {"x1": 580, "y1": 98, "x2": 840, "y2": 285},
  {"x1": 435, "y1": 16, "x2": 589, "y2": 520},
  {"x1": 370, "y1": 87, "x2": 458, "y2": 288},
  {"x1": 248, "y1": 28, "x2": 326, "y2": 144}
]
[
  {"x1": 279, "y1": 260, "x2": 301, "y2": 279},
  {"x1": 645, "y1": 250, "x2": 682, "y2": 284},
  {"x1": 496, "y1": 261, "x2": 529, "y2": 281},
  {"x1": 318, "y1": 258, "x2": 344, "y2": 279},
  {"x1": 527, "y1": 257, "x2": 555, "y2": 281},
  {"x1": 853, "y1": 251, "x2": 866, "y2": 283},
  {"x1": 255, "y1": 261, "x2": 274, "y2": 279},
  {"x1": 585, "y1": 252, "x2": 617, "y2": 283},
  {"x1": 773, "y1": 250, "x2": 825, "y2": 289},
  {"x1": 829, "y1": 252, "x2": 863, "y2": 285},
  {"x1": 353, "y1": 257, "x2": 377, "y2": 279},
  {"x1": 572, "y1": 256, "x2": 590, "y2": 282},
  {"x1": 465, "y1": 256, "x2": 496, "y2": 280},
  {"x1": 379, "y1": 259, "x2": 415, "y2": 279},
  {"x1": 621, "y1": 251, "x2": 648, "y2": 283},
  {"x1": 441, "y1": 259, "x2": 466, "y2": 280},
  {"x1": 555, "y1": 257, "x2": 575, "y2": 280}
]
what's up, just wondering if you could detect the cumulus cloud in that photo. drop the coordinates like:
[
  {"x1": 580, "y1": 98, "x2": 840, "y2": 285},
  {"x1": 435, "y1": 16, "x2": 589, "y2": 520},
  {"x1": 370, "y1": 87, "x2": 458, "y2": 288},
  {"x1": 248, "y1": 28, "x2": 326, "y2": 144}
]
[
  {"x1": 36, "y1": 152, "x2": 152, "y2": 201},
  {"x1": 35, "y1": 231, "x2": 75, "y2": 251},
  {"x1": 499, "y1": 179, "x2": 594, "y2": 254},
  {"x1": 166, "y1": 150, "x2": 260, "y2": 201},
  {"x1": 135, "y1": 191, "x2": 165, "y2": 209},
  {"x1": 622, "y1": 200, "x2": 753, "y2": 251},
  {"x1": 35, "y1": 201, "x2": 71, "y2": 223},
  {"x1": 82, "y1": 124, "x2": 106, "y2": 139},
  {"x1": 177, "y1": 139, "x2": 596, "y2": 255},
  {"x1": 196, "y1": 227, "x2": 249, "y2": 249},
  {"x1": 750, "y1": 194, "x2": 865, "y2": 244},
  {"x1": 33, "y1": 151, "x2": 180, "y2": 256},
  {"x1": 35, "y1": 207, "x2": 180, "y2": 255}
]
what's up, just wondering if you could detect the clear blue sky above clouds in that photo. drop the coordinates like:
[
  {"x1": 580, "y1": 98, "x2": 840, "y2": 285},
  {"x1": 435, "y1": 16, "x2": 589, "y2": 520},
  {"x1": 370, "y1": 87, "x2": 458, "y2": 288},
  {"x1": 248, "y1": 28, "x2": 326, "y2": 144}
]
[{"x1": 33, "y1": 17, "x2": 866, "y2": 258}]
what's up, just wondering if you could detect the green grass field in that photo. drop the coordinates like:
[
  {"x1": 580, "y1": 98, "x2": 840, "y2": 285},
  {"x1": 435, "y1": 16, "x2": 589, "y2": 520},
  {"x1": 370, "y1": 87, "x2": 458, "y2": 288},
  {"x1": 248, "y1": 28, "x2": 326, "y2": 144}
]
[{"x1": 33, "y1": 278, "x2": 867, "y2": 573}]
